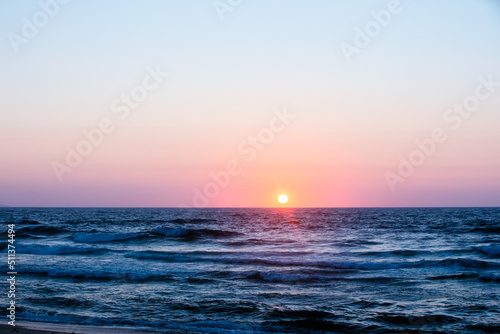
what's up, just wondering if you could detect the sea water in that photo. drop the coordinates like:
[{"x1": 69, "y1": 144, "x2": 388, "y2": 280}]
[{"x1": 1, "y1": 208, "x2": 499, "y2": 333}]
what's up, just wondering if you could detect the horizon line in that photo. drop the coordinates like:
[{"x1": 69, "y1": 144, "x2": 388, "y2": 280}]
[{"x1": 1, "y1": 206, "x2": 499, "y2": 209}]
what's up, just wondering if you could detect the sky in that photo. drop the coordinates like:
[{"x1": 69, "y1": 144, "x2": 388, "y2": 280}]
[{"x1": 0, "y1": 0, "x2": 499, "y2": 207}]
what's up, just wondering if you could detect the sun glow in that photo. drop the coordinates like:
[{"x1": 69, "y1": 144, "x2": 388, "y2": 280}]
[{"x1": 278, "y1": 194, "x2": 288, "y2": 204}]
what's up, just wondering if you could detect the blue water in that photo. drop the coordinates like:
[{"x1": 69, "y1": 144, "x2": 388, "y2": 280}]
[{"x1": 1, "y1": 208, "x2": 499, "y2": 333}]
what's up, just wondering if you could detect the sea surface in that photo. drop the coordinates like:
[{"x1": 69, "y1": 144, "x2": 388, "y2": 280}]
[{"x1": 1, "y1": 208, "x2": 499, "y2": 333}]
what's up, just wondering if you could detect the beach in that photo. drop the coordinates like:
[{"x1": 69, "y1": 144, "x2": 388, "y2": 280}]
[{"x1": 0, "y1": 322, "x2": 185, "y2": 334}]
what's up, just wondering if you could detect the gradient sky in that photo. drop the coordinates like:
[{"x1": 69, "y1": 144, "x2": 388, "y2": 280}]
[{"x1": 1, "y1": 0, "x2": 499, "y2": 207}]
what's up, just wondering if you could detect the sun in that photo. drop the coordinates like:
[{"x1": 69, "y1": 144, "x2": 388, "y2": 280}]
[{"x1": 278, "y1": 194, "x2": 288, "y2": 204}]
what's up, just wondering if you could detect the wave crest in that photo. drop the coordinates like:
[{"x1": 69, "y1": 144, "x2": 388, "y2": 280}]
[
  {"x1": 73, "y1": 232, "x2": 142, "y2": 243},
  {"x1": 18, "y1": 244, "x2": 109, "y2": 255}
]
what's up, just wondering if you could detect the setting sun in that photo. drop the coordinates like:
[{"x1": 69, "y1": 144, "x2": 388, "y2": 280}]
[{"x1": 278, "y1": 194, "x2": 288, "y2": 204}]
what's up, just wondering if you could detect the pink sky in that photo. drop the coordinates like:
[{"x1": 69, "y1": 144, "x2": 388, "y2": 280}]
[{"x1": 1, "y1": 1, "x2": 499, "y2": 207}]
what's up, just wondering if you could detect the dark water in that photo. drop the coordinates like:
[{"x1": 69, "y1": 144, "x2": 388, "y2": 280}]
[{"x1": 1, "y1": 208, "x2": 499, "y2": 333}]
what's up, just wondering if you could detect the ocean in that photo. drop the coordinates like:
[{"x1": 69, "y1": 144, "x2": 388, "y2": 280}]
[{"x1": 1, "y1": 208, "x2": 499, "y2": 333}]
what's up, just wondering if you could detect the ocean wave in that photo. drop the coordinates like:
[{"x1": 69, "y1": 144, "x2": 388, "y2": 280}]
[
  {"x1": 127, "y1": 251, "x2": 196, "y2": 263},
  {"x1": 153, "y1": 226, "x2": 241, "y2": 239},
  {"x1": 224, "y1": 238, "x2": 298, "y2": 246},
  {"x1": 374, "y1": 312, "x2": 459, "y2": 326},
  {"x1": 478, "y1": 273, "x2": 500, "y2": 282},
  {"x1": 332, "y1": 239, "x2": 382, "y2": 248},
  {"x1": 14, "y1": 218, "x2": 40, "y2": 224},
  {"x1": 428, "y1": 273, "x2": 479, "y2": 280},
  {"x1": 469, "y1": 226, "x2": 500, "y2": 233},
  {"x1": 241, "y1": 270, "x2": 397, "y2": 283},
  {"x1": 66, "y1": 227, "x2": 242, "y2": 244},
  {"x1": 22, "y1": 267, "x2": 171, "y2": 281},
  {"x1": 125, "y1": 251, "x2": 376, "y2": 269},
  {"x1": 126, "y1": 250, "x2": 314, "y2": 263},
  {"x1": 167, "y1": 218, "x2": 217, "y2": 224},
  {"x1": 27, "y1": 296, "x2": 97, "y2": 309},
  {"x1": 126, "y1": 249, "x2": 500, "y2": 271},
  {"x1": 477, "y1": 245, "x2": 500, "y2": 257},
  {"x1": 359, "y1": 249, "x2": 430, "y2": 257},
  {"x1": 435, "y1": 257, "x2": 500, "y2": 269},
  {"x1": 245, "y1": 271, "x2": 327, "y2": 283},
  {"x1": 428, "y1": 272, "x2": 500, "y2": 282},
  {"x1": 468, "y1": 324, "x2": 500, "y2": 333},
  {"x1": 17, "y1": 225, "x2": 67, "y2": 236},
  {"x1": 17, "y1": 244, "x2": 109, "y2": 256},
  {"x1": 73, "y1": 232, "x2": 143, "y2": 243},
  {"x1": 267, "y1": 308, "x2": 333, "y2": 319}
]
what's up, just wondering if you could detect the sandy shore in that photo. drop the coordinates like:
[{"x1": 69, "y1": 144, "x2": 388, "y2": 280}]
[
  {"x1": 0, "y1": 324, "x2": 69, "y2": 334},
  {"x1": 0, "y1": 322, "x2": 194, "y2": 334}
]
